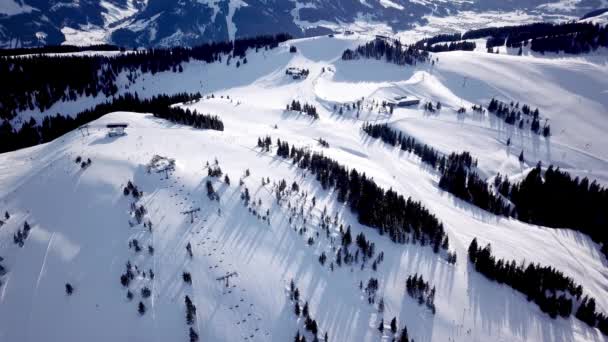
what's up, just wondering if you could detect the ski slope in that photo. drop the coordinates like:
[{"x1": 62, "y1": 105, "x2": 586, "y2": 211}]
[{"x1": 1, "y1": 34, "x2": 607, "y2": 342}]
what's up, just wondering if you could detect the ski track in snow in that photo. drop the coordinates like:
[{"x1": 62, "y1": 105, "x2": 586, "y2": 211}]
[{"x1": 27, "y1": 232, "x2": 55, "y2": 341}]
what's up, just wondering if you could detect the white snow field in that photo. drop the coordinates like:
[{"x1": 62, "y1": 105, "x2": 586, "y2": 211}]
[{"x1": 1, "y1": 34, "x2": 608, "y2": 342}]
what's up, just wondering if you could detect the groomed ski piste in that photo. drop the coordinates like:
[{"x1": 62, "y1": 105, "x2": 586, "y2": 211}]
[{"x1": 0, "y1": 33, "x2": 607, "y2": 342}]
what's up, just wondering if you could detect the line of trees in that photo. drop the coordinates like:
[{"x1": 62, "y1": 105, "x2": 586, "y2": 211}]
[
  {"x1": 468, "y1": 238, "x2": 608, "y2": 335},
  {"x1": 0, "y1": 92, "x2": 223, "y2": 153},
  {"x1": 272, "y1": 137, "x2": 451, "y2": 255},
  {"x1": 496, "y1": 163, "x2": 608, "y2": 258},
  {"x1": 342, "y1": 38, "x2": 429, "y2": 66},
  {"x1": 414, "y1": 33, "x2": 463, "y2": 49},
  {"x1": 290, "y1": 280, "x2": 325, "y2": 341},
  {"x1": 362, "y1": 122, "x2": 444, "y2": 169},
  {"x1": 362, "y1": 123, "x2": 509, "y2": 216},
  {"x1": 0, "y1": 44, "x2": 122, "y2": 57},
  {"x1": 422, "y1": 41, "x2": 476, "y2": 53},
  {"x1": 286, "y1": 100, "x2": 319, "y2": 119},
  {"x1": 487, "y1": 98, "x2": 550, "y2": 136},
  {"x1": 415, "y1": 21, "x2": 608, "y2": 54},
  {"x1": 438, "y1": 152, "x2": 510, "y2": 216},
  {"x1": 405, "y1": 273, "x2": 436, "y2": 314},
  {"x1": 0, "y1": 34, "x2": 291, "y2": 120},
  {"x1": 364, "y1": 123, "x2": 608, "y2": 259},
  {"x1": 469, "y1": 22, "x2": 607, "y2": 53}
]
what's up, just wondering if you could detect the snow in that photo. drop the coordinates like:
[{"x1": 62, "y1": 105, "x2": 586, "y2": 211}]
[
  {"x1": 379, "y1": 0, "x2": 404, "y2": 11},
  {"x1": 61, "y1": 26, "x2": 110, "y2": 46},
  {"x1": 0, "y1": 0, "x2": 36, "y2": 16},
  {"x1": 537, "y1": 0, "x2": 585, "y2": 13},
  {"x1": 1, "y1": 34, "x2": 608, "y2": 342},
  {"x1": 227, "y1": 0, "x2": 248, "y2": 41},
  {"x1": 396, "y1": 10, "x2": 577, "y2": 44},
  {"x1": 100, "y1": 0, "x2": 139, "y2": 27},
  {"x1": 61, "y1": 0, "x2": 144, "y2": 46},
  {"x1": 580, "y1": 10, "x2": 608, "y2": 25}
]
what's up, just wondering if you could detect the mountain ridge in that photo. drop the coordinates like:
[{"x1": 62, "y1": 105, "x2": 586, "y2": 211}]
[{"x1": 1, "y1": 0, "x2": 605, "y2": 48}]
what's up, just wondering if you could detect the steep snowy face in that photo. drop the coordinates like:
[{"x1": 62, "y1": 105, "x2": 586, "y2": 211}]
[{"x1": 1, "y1": 0, "x2": 604, "y2": 47}]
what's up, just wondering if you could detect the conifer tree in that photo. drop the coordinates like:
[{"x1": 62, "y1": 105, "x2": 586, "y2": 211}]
[
  {"x1": 295, "y1": 302, "x2": 301, "y2": 316},
  {"x1": 390, "y1": 317, "x2": 397, "y2": 334},
  {"x1": 138, "y1": 301, "x2": 146, "y2": 315}
]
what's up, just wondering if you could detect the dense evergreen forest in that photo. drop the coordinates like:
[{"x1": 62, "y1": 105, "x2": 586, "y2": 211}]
[
  {"x1": 0, "y1": 34, "x2": 290, "y2": 120},
  {"x1": 468, "y1": 238, "x2": 608, "y2": 335},
  {"x1": 362, "y1": 123, "x2": 509, "y2": 216},
  {"x1": 496, "y1": 163, "x2": 608, "y2": 258},
  {"x1": 422, "y1": 41, "x2": 476, "y2": 53},
  {"x1": 0, "y1": 93, "x2": 224, "y2": 153},
  {"x1": 342, "y1": 38, "x2": 429, "y2": 66},
  {"x1": 414, "y1": 33, "x2": 463, "y2": 49},
  {"x1": 0, "y1": 44, "x2": 121, "y2": 57},
  {"x1": 364, "y1": 123, "x2": 608, "y2": 258},
  {"x1": 413, "y1": 34, "x2": 476, "y2": 52},
  {"x1": 414, "y1": 21, "x2": 608, "y2": 54},
  {"x1": 272, "y1": 137, "x2": 452, "y2": 257}
]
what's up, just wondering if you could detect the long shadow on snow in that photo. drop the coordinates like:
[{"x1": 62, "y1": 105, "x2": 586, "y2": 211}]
[
  {"x1": 465, "y1": 262, "x2": 600, "y2": 342},
  {"x1": 264, "y1": 153, "x2": 456, "y2": 341}
]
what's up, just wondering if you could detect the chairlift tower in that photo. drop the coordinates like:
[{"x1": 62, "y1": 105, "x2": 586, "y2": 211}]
[
  {"x1": 78, "y1": 125, "x2": 90, "y2": 137},
  {"x1": 217, "y1": 272, "x2": 238, "y2": 288},
  {"x1": 156, "y1": 165, "x2": 174, "y2": 180},
  {"x1": 181, "y1": 208, "x2": 201, "y2": 223}
]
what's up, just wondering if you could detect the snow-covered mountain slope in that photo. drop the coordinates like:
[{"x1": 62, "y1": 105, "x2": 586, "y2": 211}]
[
  {"x1": 581, "y1": 8, "x2": 608, "y2": 24},
  {"x1": 1, "y1": 35, "x2": 608, "y2": 342},
  {"x1": 0, "y1": 0, "x2": 604, "y2": 47}
]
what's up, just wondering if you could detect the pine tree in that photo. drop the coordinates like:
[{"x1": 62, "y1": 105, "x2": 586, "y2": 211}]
[
  {"x1": 141, "y1": 287, "x2": 151, "y2": 298},
  {"x1": 138, "y1": 301, "x2": 146, "y2": 315},
  {"x1": 468, "y1": 238, "x2": 479, "y2": 262},
  {"x1": 342, "y1": 227, "x2": 352, "y2": 246},
  {"x1": 378, "y1": 318, "x2": 384, "y2": 333},
  {"x1": 390, "y1": 317, "x2": 397, "y2": 334},
  {"x1": 189, "y1": 327, "x2": 199, "y2": 342},
  {"x1": 186, "y1": 242, "x2": 193, "y2": 258},
  {"x1": 183, "y1": 272, "x2": 192, "y2": 284},
  {"x1": 399, "y1": 327, "x2": 409, "y2": 342},
  {"x1": 295, "y1": 302, "x2": 301, "y2": 316}
]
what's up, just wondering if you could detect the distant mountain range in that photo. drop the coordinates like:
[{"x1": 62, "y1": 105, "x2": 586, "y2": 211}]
[{"x1": 0, "y1": 0, "x2": 605, "y2": 48}]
